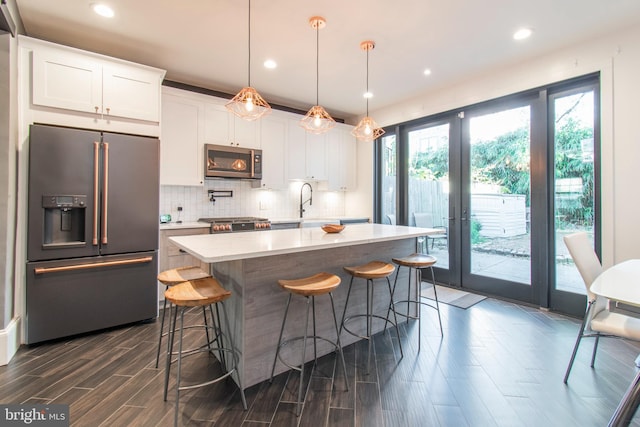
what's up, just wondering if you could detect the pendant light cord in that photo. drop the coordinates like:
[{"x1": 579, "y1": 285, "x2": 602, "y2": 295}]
[
  {"x1": 315, "y1": 22, "x2": 319, "y2": 106},
  {"x1": 366, "y1": 46, "x2": 370, "y2": 116},
  {"x1": 247, "y1": 0, "x2": 251, "y2": 87}
]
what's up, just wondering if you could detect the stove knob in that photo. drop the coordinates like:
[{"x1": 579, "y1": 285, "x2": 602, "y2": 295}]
[
  {"x1": 213, "y1": 225, "x2": 220, "y2": 231},
  {"x1": 256, "y1": 223, "x2": 263, "y2": 229},
  {"x1": 226, "y1": 224, "x2": 232, "y2": 231},
  {"x1": 266, "y1": 223, "x2": 271, "y2": 229}
]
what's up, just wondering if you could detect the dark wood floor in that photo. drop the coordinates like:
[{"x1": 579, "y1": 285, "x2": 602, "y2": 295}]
[{"x1": 2, "y1": 297, "x2": 640, "y2": 426}]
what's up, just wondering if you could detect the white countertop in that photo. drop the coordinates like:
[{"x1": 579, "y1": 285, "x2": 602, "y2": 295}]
[
  {"x1": 169, "y1": 223, "x2": 439, "y2": 263},
  {"x1": 159, "y1": 221, "x2": 210, "y2": 230}
]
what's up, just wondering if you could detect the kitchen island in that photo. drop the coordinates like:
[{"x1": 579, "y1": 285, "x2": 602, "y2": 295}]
[{"x1": 170, "y1": 223, "x2": 439, "y2": 387}]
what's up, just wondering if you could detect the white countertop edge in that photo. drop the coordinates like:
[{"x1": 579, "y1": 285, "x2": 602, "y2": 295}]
[{"x1": 169, "y1": 224, "x2": 439, "y2": 263}]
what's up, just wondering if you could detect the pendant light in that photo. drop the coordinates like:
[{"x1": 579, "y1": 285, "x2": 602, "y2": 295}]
[
  {"x1": 352, "y1": 41, "x2": 385, "y2": 142},
  {"x1": 300, "y1": 16, "x2": 336, "y2": 134},
  {"x1": 225, "y1": 0, "x2": 271, "y2": 121}
]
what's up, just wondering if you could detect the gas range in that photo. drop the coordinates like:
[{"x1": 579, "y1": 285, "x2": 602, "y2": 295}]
[{"x1": 198, "y1": 217, "x2": 271, "y2": 233}]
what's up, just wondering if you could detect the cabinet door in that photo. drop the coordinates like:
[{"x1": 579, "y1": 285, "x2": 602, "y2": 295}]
[
  {"x1": 326, "y1": 126, "x2": 357, "y2": 190},
  {"x1": 102, "y1": 64, "x2": 162, "y2": 122},
  {"x1": 159, "y1": 228, "x2": 209, "y2": 272},
  {"x1": 306, "y1": 132, "x2": 327, "y2": 181},
  {"x1": 161, "y1": 94, "x2": 204, "y2": 186},
  {"x1": 233, "y1": 116, "x2": 260, "y2": 148},
  {"x1": 203, "y1": 103, "x2": 231, "y2": 144},
  {"x1": 32, "y1": 49, "x2": 102, "y2": 114},
  {"x1": 259, "y1": 117, "x2": 287, "y2": 189},
  {"x1": 287, "y1": 119, "x2": 307, "y2": 180}
]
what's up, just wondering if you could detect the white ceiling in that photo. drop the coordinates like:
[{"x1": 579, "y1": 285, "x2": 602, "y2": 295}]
[{"x1": 13, "y1": 0, "x2": 640, "y2": 120}]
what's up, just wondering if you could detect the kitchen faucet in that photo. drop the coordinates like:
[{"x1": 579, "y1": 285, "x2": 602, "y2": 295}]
[{"x1": 299, "y1": 182, "x2": 313, "y2": 218}]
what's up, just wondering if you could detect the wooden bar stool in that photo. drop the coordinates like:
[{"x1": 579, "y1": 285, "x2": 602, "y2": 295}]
[
  {"x1": 340, "y1": 261, "x2": 403, "y2": 373},
  {"x1": 387, "y1": 253, "x2": 443, "y2": 351},
  {"x1": 163, "y1": 277, "x2": 247, "y2": 426},
  {"x1": 155, "y1": 266, "x2": 211, "y2": 368},
  {"x1": 270, "y1": 272, "x2": 348, "y2": 417}
]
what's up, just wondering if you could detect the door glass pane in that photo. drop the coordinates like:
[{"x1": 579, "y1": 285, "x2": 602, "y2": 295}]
[
  {"x1": 381, "y1": 134, "x2": 397, "y2": 225},
  {"x1": 408, "y1": 124, "x2": 450, "y2": 269},
  {"x1": 469, "y1": 106, "x2": 531, "y2": 284},
  {"x1": 554, "y1": 90, "x2": 595, "y2": 294}
]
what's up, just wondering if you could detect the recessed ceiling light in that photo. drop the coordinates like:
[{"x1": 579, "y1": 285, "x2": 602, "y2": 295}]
[
  {"x1": 363, "y1": 91, "x2": 373, "y2": 99},
  {"x1": 92, "y1": 3, "x2": 114, "y2": 18},
  {"x1": 423, "y1": 69, "x2": 432, "y2": 76},
  {"x1": 513, "y1": 27, "x2": 532, "y2": 41},
  {"x1": 264, "y1": 59, "x2": 277, "y2": 69}
]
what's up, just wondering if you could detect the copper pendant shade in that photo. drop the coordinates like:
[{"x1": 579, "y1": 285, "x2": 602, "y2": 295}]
[
  {"x1": 225, "y1": 0, "x2": 271, "y2": 121},
  {"x1": 300, "y1": 16, "x2": 336, "y2": 134},
  {"x1": 352, "y1": 41, "x2": 385, "y2": 142}
]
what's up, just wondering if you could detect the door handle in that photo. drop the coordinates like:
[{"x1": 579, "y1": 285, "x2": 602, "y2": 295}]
[
  {"x1": 93, "y1": 141, "x2": 99, "y2": 246},
  {"x1": 460, "y1": 208, "x2": 468, "y2": 221},
  {"x1": 102, "y1": 142, "x2": 109, "y2": 245},
  {"x1": 34, "y1": 256, "x2": 153, "y2": 275}
]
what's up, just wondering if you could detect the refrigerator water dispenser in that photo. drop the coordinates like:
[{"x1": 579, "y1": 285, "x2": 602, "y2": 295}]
[{"x1": 42, "y1": 195, "x2": 86, "y2": 248}]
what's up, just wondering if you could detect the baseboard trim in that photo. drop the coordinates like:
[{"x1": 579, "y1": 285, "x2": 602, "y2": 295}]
[{"x1": 0, "y1": 317, "x2": 20, "y2": 366}]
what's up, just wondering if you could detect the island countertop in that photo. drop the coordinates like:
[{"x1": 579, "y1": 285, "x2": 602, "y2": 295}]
[{"x1": 169, "y1": 223, "x2": 438, "y2": 263}]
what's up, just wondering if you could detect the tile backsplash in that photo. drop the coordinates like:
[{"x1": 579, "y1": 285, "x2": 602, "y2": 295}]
[{"x1": 159, "y1": 180, "x2": 346, "y2": 222}]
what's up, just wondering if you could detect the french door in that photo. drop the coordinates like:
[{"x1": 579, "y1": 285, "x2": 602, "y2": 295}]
[{"x1": 377, "y1": 74, "x2": 599, "y2": 314}]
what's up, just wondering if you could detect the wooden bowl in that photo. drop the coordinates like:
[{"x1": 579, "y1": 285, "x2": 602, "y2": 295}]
[{"x1": 321, "y1": 224, "x2": 345, "y2": 233}]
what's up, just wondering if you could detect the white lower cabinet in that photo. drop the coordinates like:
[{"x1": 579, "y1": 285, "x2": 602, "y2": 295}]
[{"x1": 159, "y1": 228, "x2": 209, "y2": 272}]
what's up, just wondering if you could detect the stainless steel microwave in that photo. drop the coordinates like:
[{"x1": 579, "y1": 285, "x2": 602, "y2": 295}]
[{"x1": 204, "y1": 144, "x2": 262, "y2": 180}]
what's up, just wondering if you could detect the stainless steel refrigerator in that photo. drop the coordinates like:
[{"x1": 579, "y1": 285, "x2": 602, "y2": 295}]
[{"x1": 26, "y1": 124, "x2": 159, "y2": 344}]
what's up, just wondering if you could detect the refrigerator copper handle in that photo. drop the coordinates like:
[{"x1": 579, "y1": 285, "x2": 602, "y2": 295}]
[
  {"x1": 93, "y1": 141, "x2": 99, "y2": 246},
  {"x1": 102, "y1": 142, "x2": 109, "y2": 245},
  {"x1": 34, "y1": 256, "x2": 153, "y2": 275},
  {"x1": 250, "y1": 149, "x2": 255, "y2": 178}
]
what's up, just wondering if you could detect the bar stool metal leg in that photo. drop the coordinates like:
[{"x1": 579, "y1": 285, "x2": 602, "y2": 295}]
[
  {"x1": 155, "y1": 286, "x2": 169, "y2": 368},
  {"x1": 298, "y1": 296, "x2": 311, "y2": 416},
  {"x1": 427, "y1": 265, "x2": 443, "y2": 336},
  {"x1": 271, "y1": 272, "x2": 347, "y2": 417},
  {"x1": 270, "y1": 294, "x2": 293, "y2": 383},
  {"x1": 329, "y1": 292, "x2": 350, "y2": 391}
]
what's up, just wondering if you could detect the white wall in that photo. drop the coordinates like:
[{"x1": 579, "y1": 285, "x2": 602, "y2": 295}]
[{"x1": 355, "y1": 23, "x2": 640, "y2": 267}]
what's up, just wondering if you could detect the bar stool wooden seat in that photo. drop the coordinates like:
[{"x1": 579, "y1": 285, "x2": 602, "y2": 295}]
[
  {"x1": 387, "y1": 253, "x2": 443, "y2": 350},
  {"x1": 270, "y1": 272, "x2": 348, "y2": 417},
  {"x1": 340, "y1": 261, "x2": 403, "y2": 372},
  {"x1": 163, "y1": 276, "x2": 247, "y2": 426},
  {"x1": 155, "y1": 266, "x2": 211, "y2": 368}
]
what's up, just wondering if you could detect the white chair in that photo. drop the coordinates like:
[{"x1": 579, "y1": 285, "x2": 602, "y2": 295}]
[{"x1": 563, "y1": 232, "x2": 640, "y2": 383}]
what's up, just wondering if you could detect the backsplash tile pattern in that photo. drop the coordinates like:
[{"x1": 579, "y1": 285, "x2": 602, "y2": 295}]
[{"x1": 159, "y1": 180, "x2": 345, "y2": 222}]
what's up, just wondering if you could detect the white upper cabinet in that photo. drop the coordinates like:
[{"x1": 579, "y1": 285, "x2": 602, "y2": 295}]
[
  {"x1": 324, "y1": 124, "x2": 357, "y2": 191},
  {"x1": 32, "y1": 49, "x2": 102, "y2": 114},
  {"x1": 102, "y1": 63, "x2": 162, "y2": 122},
  {"x1": 21, "y1": 36, "x2": 165, "y2": 136},
  {"x1": 258, "y1": 116, "x2": 287, "y2": 189},
  {"x1": 203, "y1": 103, "x2": 260, "y2": 148},
  {"x1": 287, "y1": 119, "x2": 327, "y2": 181},
  {"x1": 160, "y1": 90, "x2": 204, "y2": 186},
  {"x1": 30, "y1": 41, "x2": 163, "y2": 122}
]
